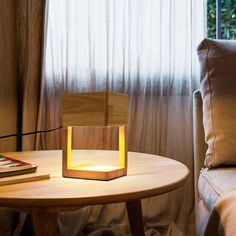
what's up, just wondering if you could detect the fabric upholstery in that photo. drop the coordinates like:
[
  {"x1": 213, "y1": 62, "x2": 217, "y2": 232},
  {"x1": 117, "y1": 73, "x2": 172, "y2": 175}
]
[
  {"x1": 193, "y1": 90, "x2": 208, "y2": 203},
  {"x1": 204, "y1": 187, "x2": 236, "y2": 236},
  {"x1": 195, "y1": 199, "x2": 210, "y2": 236},
  {"x1": 193, "y1": 89, "x2": 209, "y2": 236},
  {"x1": 197, "y1": 38, "x2": 236, "y2": 167},
  {"x1": 198, "y1": 167, "x2": 236, "y2": 211}
]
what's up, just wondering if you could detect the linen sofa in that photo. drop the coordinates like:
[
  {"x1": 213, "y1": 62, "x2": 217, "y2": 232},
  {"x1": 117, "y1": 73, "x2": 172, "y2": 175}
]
[{"x1": 193, "y1": 38, "x2": 236, "y2": 236}]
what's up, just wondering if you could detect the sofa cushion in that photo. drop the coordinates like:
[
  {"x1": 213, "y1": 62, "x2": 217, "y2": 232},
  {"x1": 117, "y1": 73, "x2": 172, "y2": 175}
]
[
  {"x1": 198, "y1": 167, "x2": 236, "y2": 211},
  {"x1": 197, "y1": 38, "x2": 236, "y2": 167}
]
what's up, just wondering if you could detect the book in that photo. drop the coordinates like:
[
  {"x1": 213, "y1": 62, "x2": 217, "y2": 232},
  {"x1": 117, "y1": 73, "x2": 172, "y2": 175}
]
[
  {"x1": 0, "y1": 172, "x2": 50, "y2": 186},
  {"x1": 0, "y1": 155, "x2": 37, "y2": 178},
  {"x1": 0, "y1": 155, "x2": 50, "y2": 185}
]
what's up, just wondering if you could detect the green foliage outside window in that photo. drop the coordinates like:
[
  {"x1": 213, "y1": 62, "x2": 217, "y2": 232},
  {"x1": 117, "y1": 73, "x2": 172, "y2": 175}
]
[{"x1": 208, "y1": 0, "x2": 236, "y2": 39}]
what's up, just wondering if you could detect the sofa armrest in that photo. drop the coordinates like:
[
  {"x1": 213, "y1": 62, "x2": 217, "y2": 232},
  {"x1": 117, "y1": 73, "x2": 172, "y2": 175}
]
[{"x1": 193, "y1": 89, "x2": 208, "y2": 203}]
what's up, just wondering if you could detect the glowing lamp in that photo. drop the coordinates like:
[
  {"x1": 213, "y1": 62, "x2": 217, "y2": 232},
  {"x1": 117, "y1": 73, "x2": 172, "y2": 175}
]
[{"x1": 62, "y1": 92, "x2": 128, "y2": 180}]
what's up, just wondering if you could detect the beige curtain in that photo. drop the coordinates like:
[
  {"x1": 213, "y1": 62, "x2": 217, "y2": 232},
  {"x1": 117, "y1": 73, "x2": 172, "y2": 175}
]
[
  {"x1": 0, "y1": 0, "x2": 18, "y2": 153},
  {"x1": 0, "y1": 0, "x2": 46, "y2": 152},
  {"x1": 0, "y1": 1, "x2": 46, "y2": 235},
  {"x1": 0, "y1": 0, "x2": 206, "y2": 235},
  {"x1": 39, "y1": 1, "x2": 205, "y2": 236},
  {"x1": 17, "y1": 0, "x2": 46, "y2": 151}
]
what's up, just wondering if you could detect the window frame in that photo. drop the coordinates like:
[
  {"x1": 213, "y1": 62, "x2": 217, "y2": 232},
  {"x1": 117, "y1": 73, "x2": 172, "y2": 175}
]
[{"x1": 216, "y1": 0, "x2": 222, "y2": 39}]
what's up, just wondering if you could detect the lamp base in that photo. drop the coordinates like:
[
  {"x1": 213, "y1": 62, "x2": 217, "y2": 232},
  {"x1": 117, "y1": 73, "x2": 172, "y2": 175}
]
[{"x1": 62, "y1": 167, "x2": 127, "y2": 181}]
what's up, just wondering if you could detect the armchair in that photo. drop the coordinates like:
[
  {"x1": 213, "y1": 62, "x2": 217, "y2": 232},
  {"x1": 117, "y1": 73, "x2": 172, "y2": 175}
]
[{"x1": 193, "y1": 38, "x2": 236, "y2": 236}]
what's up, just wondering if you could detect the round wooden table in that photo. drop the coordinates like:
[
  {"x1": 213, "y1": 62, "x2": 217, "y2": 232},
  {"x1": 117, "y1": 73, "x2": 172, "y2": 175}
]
[{"x1": 0, "y1": 150, "x2": 189, "y2": 236}]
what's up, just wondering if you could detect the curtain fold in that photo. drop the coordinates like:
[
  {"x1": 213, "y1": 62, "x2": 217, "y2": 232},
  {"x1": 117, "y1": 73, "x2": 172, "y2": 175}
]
[
  {"x1": 0, "y1": 0, "x2": 46, "y2": 151},
  {"x1": 0, "y1": 3, "x2": 19, "y2": 235},
  {"x1": 0, "y1": 0, "x2": 18, "y2": 152},
  {"x1": 0, "y1": 1, "x2": 46, "y2": 235},
  {"x1": 17, "y1": 0, "x2": 46, "y2": 150},
  {"x1": 39, "y1": 0, "x2": 205, "y2": 235}
]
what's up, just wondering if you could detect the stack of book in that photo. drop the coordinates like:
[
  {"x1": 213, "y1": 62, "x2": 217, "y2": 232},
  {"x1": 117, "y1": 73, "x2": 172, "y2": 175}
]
[{"x1": 0, "y1": 155, "x2": 50, "y2": 186}]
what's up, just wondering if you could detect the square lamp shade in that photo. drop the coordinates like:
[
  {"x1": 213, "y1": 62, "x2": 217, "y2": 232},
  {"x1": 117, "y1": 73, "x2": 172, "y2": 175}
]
[{"x1": 62, "y1": 92, "x2": 128, "y2": 180}]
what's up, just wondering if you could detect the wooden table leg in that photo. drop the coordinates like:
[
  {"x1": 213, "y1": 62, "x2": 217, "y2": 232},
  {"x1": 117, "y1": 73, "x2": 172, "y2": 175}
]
[
  {"x1": 34, "y1": 212, "x2": 58, "y2": 236},
  {"x1": 126, "y1": 199, "x2": 145, "y2": 236}
]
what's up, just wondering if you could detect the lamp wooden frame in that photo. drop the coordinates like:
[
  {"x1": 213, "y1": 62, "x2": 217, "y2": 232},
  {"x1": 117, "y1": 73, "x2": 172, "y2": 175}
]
[{"x1": 62, "y1": 92, "x2": 128, "y2": 181}]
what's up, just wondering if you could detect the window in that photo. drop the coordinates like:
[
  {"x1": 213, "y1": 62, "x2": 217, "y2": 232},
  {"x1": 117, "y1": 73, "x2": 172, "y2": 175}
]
[
  {"x1": 208, "y1": 0, "x2": 236, "y2": 39},
  {"x1": 45, "y1": 0, "x2": 204, "y2": 93}
]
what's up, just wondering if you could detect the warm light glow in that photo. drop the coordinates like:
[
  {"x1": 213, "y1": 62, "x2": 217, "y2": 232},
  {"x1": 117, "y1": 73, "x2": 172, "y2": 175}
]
[
  {"x1": 74, "y1": 164, "x2": 122, "y2": 172},
  {"x1": 119, "y1": 126, "x2": 126, "y2": 167},
  {"x1": 64, "y1": 125, "x2": 127, "y2": 179},
  {"x1": 67, "y1": 126, "x2": 72, "y2": 168}
]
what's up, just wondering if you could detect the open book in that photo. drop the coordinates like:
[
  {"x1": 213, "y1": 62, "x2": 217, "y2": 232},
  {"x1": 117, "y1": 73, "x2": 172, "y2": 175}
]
[{"x1": 0, "y1": 155, "x2": 50, "y2": 185}]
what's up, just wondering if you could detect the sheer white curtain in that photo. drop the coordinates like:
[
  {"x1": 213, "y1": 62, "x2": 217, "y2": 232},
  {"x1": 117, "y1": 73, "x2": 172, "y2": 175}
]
[
  {"x1": 39, "y1": 0, "x2": 205, "y2": 235},
  {"x1": 45, "y1": 0, "x2": 204, "y2": 93}
]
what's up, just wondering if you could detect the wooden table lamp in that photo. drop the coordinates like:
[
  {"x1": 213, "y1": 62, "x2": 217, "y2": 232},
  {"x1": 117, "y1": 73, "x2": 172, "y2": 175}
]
[{"x1": 62, "y1": 92, "x2": 128, "y2": 180}]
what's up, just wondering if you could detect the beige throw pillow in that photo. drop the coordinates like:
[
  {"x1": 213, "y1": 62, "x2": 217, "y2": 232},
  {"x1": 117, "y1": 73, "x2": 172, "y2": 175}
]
[{"x1": 197, "y1": 38, "x2": 236, "y2": 168}]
